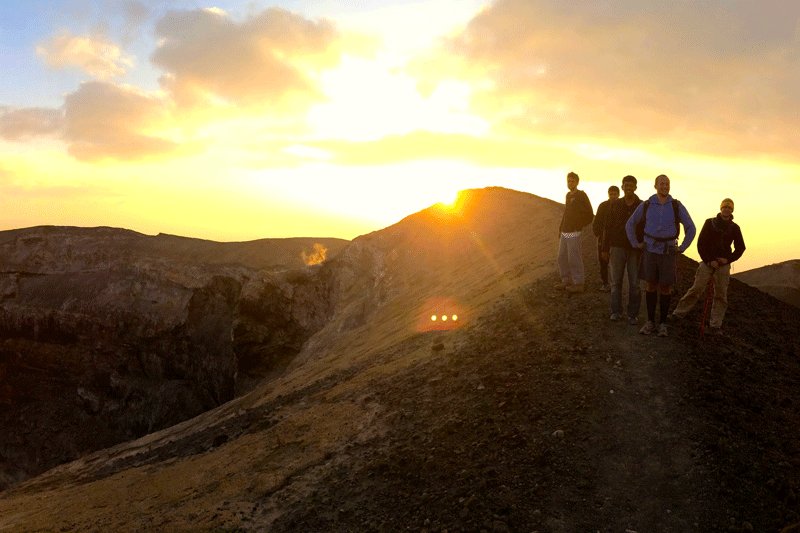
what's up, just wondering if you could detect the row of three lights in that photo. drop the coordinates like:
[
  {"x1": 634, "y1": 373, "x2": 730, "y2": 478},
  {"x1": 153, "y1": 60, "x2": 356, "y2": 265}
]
[{"x1": 431, "y1": 314, "x2": 458, "y2": 322}]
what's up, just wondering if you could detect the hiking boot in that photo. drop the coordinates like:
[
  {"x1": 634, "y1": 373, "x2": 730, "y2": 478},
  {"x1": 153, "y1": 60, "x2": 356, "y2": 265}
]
[
  {"x1": 598, "y1": 283, "x2": 610, "y2": 292},
  {"x1": 628, "y1": 316, "x2": 639, "y2": 326},
  {"x1": 610, "y1": 313, "x2": 621, "y2": 321},
  {"x1": 657, "y1": 323, "x2": 668, "y2": 337},
  {"x1": 708, "y1": 326, "x2": 723, "y2": 336},
  {"x1": 639, "y1": 321, "x2": 655, "y2": 335},
  {"x1": 668, "y1": 312, "x2": 685, "y2": 321},
  {"x1": 566, "y1": 283, "x2": 585, "y2": 293}
]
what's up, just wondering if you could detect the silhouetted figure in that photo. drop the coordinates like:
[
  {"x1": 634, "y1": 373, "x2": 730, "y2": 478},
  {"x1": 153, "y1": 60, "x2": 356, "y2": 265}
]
[
  {"x1": 602, "y1": 176, "x2": 641, "y2": 324},
  {"x1": 593, "y1": 185, "x2": 619, "y2": 292},
  {"x1": 670, "y1": 198, "x2": 745, "y2": 334},
  {"x1": 556, "y1": 171, "x2": 594, "y2": 293}
]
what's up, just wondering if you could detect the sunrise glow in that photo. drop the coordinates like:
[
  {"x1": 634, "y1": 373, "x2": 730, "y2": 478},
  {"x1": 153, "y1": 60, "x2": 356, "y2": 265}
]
[{"x1": 2, "y1": 1, "x2": 799, "y2": 272}]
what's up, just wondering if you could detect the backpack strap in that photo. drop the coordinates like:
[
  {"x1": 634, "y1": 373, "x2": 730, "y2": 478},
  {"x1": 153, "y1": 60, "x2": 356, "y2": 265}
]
[
  {"x1": 672, "y1": 200, "x2": 681, "y2": 235},
  {"x1": 643, "y1": 199, "x2": 681, "y2": 242}
]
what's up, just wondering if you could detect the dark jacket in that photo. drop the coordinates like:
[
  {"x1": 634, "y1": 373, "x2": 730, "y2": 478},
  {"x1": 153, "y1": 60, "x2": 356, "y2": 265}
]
[
  {"x1": 592, "y1": 199, "x2": 612, "y2": 241},
  {"x1": 697, "y1": 213, "x2": 745, "y2": 264},
  {"x1": 559, "y1": 190, "x2": 594, "y2": 233},
  {"x1": 601, "y1": 195, "x2": 641, "y2": 252}
]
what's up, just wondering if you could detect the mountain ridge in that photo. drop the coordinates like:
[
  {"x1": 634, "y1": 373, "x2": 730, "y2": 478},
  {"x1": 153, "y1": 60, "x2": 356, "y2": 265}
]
[
  {"x1": 734, "y1": 259, "x2": 800, "y2": 308},
  {"x1": 1, "y1": 187, "x2": 799, "y2": 531}
]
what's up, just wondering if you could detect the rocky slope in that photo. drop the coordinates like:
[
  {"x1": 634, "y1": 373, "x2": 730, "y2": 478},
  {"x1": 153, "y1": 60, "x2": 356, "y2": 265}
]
[
  {"x1": 734, "y1": 259, "x2": 800, "y2": 308},
  {"x1": 0, "y1": 189, "x2": 798, "y2": 532},
  {"x1": 0, "y1": 226, "x2": 348, "y2": 489}
]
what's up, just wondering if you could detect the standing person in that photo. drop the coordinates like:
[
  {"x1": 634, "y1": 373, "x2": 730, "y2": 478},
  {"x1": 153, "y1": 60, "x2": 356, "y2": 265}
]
[
  {"x1": 625, "y1": 174, "x2": 696, "y2": 337},
  {"x1": 670, "y1": 198, "x2": 746, "y2": 334},
  {"x1": 556, "y1": 171, "x2": 594, "y2": 293},
  {"x1": 593, "y1": 185, "x2": 620, "y2": 292},
  {"x1": 602, "y1": 176, "x2": 642, "y2": 324}
]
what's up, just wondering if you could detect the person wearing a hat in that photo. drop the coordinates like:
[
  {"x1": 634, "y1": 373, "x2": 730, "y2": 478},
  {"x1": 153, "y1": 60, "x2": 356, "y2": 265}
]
[{"x1": 671, "y1": 197, "x2": 746, "y2": 334}]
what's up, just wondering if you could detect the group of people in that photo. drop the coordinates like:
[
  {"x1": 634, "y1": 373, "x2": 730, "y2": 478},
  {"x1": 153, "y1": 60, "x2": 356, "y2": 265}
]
[{"x1": 556, "y1": 171, "x2": 746, "y2": 337}]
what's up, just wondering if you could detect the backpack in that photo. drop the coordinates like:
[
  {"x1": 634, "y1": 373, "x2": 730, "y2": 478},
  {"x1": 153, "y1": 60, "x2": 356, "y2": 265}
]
[{"x1": 635, "y1": 199, "x2": 681, "y2": 242}]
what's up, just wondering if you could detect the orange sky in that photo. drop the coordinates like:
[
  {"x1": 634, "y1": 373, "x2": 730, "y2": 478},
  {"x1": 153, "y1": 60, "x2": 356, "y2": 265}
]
[{"x1": 1, "y1": 1, "x2": 799, "y2": 273}]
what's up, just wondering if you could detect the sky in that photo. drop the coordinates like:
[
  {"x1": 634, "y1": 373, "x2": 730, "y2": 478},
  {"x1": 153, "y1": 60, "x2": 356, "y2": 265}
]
[{"x1": 1, "y1": 0, "x2": 799, "y2": 273}]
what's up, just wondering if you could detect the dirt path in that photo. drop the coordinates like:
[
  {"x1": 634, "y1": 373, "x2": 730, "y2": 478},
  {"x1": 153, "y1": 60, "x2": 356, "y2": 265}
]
[
  {"x1": 536, "y1": 281, "x2": 711, "y2": 531},
  {"x1": 267, "y1": 246, "x2": 800, "y2": 532},
  {"x1": 514, "y1": 275, "x2": 715, "y2": 531},
  {"x1": 265, "y1": 269, "x2": 722, "y2": 531}
]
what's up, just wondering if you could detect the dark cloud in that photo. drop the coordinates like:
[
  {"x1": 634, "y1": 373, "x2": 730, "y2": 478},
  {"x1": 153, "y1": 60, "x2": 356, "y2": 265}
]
[
  {"x1": 151, "y1": 7, "x2": 343, "y2": 108},
  {"x1": 430, "y1": 0, "x2": 800, "y2": 159}
]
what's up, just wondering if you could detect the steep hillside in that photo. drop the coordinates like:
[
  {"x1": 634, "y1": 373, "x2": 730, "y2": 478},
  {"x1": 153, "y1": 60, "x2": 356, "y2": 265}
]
[
  {"x1": 735, "y1": 259, "x2": 800, "y2": 308},
  {"x1": 1, "y1": 189, "x2": 799, "y2": 532},
  {"x1": 0, "y1": 227, "x2": 348, "y2": 488}
]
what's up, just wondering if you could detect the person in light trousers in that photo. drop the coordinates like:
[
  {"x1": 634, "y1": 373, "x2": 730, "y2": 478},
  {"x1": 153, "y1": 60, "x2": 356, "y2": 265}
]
[{"x1": 671, "y1": 198, "x2": 746, "y2": 334}]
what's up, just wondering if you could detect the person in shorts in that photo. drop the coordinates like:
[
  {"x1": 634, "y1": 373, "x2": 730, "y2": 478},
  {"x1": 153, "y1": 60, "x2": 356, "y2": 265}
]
[{"x1": 625, "y1": 175, "x2": 696, "y2": 337}]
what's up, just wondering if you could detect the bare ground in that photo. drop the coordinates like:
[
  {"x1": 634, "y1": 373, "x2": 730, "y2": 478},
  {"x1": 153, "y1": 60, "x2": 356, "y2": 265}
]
[
  {"x1": 265, "y1": 255, "x2": 800, "y2": 532},
  {"x1": 1, "y1": 243, "x2": 799, "y2": 532}
]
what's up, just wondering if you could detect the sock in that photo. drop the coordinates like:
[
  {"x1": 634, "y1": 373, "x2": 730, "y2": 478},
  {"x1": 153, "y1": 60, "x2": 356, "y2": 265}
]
[
  {"x1": 646, "y1": 291, "x2": 657, "y2": 322},
  {"x1": 659, "y1": 293, "x2": 672, "y2": 324}
]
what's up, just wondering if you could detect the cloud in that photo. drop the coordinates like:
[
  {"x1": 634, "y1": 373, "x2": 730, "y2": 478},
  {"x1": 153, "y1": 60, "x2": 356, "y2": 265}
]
[
  {"x1": 62, "y1": 81, "x2": 176, "y2": 161},
  {"x1": 121, "y1": 1, "x2": 150, "y2": 33},
  {"x1": 419, "y1": 0, "x2": 800, "y2": 160},
  {"x1": 151, "y1": 7, "x2": 346, "y2": 108},
  {"x1": 0, "y1": 107, "x2": 63, "y2": 140},
  {"x1": 36, "y1": 31, "x2": 133, "y2": 79}
]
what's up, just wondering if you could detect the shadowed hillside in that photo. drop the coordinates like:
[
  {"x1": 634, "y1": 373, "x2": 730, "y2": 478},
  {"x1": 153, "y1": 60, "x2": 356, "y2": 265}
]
[
  {"x1": 0, "y1": 189, "x2": 799, "y2": 532},
  {"x1": 0, "y1": 227, "x2": 348, "y2": 488},
  {"x1": 735, "y1": 259, "x2": 800, "y2": 308}
]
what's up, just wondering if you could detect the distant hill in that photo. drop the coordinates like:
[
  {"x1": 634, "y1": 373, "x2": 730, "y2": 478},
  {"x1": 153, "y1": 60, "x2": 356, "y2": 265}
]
[
  {"x1": 734, "y1": 259, "x2": 800, "y2": 307},
  {"x1": 1, "y1": 189, "x2": 799, "y2": 532},
  {"x1": 0, "y1": 225, "x2": 348, "y2": 272}
]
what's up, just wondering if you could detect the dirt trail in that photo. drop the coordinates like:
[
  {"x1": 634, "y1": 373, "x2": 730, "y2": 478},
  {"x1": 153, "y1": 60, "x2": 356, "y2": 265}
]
[
  {"x1": 268, "y1": 252, "x2": 799, "y2": 532},
  {"x1": 533, "y1": 278, "x2": 711, "y2": 531}
]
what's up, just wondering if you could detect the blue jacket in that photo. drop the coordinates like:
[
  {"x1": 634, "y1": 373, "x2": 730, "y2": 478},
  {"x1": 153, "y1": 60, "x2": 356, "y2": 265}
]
[{"x1": 625, "y1": 194, "x2": 696, "y2": 254}]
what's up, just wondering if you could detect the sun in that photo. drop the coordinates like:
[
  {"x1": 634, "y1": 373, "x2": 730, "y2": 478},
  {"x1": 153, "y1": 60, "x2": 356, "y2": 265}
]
[
  {"x1": 441, "y1": 188, "x2": 461, "y2": 207},
  {"x1": 435, "y1": 188, "x2": 463, "y2": 211}
]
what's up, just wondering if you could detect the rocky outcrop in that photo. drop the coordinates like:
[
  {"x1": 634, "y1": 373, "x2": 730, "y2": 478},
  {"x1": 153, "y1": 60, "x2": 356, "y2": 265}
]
[{"x1": 0, "y1": 226, "x2": 348, "y2": 489}]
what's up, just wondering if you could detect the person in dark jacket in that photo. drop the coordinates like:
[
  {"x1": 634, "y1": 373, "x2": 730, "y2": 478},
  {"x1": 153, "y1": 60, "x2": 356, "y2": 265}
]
[
  {"x1": 556, "y1": 171, "x2": 594, "y2": 293},
  {"x1": 671, "y1": 198, "x2": 746, "y2": 334},
  {"x1": 592, "y1": 185, "x2": 620, "y2": 292},
  {"x1": 601, "y1": 176, "x2": 642, "y2": 324}
]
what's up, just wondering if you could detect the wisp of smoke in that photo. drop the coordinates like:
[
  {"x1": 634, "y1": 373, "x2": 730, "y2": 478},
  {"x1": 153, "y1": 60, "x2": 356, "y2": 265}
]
[{"x1": 302, "y1": 243, "x2": 328, "y2": 266}]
